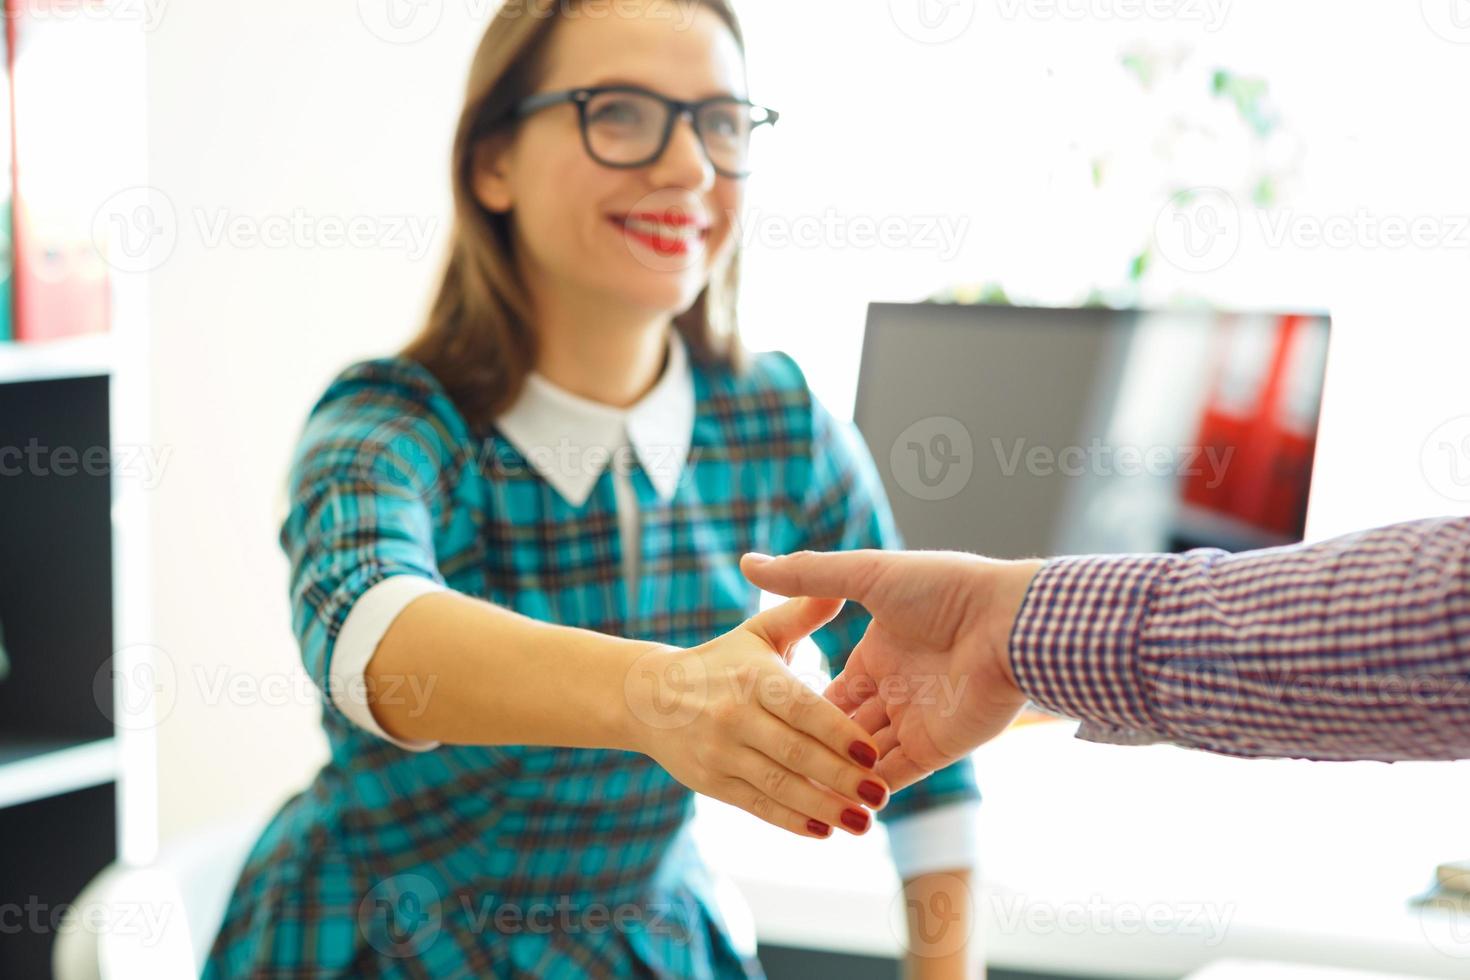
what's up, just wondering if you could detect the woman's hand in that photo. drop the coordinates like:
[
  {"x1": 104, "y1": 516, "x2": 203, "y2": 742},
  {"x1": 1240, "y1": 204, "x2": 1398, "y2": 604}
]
[
  {"x1": 622, "y1": 597, "x2": 891, "y2": 838},
  {"x1": 741, "y1": 549, "x2": 1043, "y2": 792}
]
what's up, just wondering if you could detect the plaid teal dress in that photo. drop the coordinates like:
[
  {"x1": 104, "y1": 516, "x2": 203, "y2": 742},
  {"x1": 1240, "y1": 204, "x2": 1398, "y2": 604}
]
[{"x1": 202, "y1": 348, "x2": 980, "y2": 978}]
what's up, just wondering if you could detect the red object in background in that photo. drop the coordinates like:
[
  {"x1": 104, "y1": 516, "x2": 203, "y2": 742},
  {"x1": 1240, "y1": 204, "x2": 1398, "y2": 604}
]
[
  {"x1": 7, "y1": 0, "x2": 112, "y2": 341},
  {"x1": 1181, "y1": 314, "x2": 1326, "y2": 539}
]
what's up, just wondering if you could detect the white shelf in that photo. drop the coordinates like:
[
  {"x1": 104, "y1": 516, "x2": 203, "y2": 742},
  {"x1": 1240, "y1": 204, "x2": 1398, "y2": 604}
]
[
  {"x1": 0, "y1": 334, "x2": 115, "y2": 386},
  {"x1": 0, "y1": 736, "x2": 119, "y2": 810}
]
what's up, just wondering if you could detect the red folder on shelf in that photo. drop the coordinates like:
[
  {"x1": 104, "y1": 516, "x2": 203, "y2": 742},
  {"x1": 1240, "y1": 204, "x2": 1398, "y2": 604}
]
[
  {"x1": 1180, "y1": 314, "x2": 1327, "y2": 539},
  {"x1": 0, "y1": 15, "x2": 12, "y2": 342},
  {"x1": 7, "y1": 0, "x2": 113, "y2": 342}
]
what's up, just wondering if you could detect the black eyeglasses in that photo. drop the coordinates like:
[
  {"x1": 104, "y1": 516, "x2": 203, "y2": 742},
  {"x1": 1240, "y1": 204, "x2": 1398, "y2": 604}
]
[{"x1": 509, "y1": 84, "x2": 779, "y2": 179}]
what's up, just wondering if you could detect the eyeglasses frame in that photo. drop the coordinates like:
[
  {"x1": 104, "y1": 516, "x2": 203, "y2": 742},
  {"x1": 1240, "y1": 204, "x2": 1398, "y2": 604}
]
[{"x1": 507, "y1": 84, "x2": 779, "y2": 179}]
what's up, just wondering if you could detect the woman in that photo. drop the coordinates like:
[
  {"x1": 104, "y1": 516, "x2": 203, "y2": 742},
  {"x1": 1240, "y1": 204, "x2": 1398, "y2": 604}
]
[{"x1": 204, "y1": 1, "x2": 980, "y2": 976}]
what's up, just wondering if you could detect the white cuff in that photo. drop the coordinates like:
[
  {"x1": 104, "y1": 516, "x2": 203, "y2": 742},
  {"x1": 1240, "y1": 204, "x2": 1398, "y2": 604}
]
[
  {"x1": 331, "y1": 574, "x2": 449, "y2": 751},
  {"x1": 884, "y1": 800, "x2": 982, "y2": 881}
]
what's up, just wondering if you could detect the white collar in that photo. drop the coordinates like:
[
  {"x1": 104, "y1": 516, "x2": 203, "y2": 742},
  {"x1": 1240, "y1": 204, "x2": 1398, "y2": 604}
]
[{"x1": 493, "y1": 332, "x2": 695, "y2": 508}]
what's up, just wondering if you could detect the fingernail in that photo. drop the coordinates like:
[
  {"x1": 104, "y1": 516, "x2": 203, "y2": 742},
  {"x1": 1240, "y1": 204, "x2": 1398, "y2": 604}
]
[
  {"x1": 848, "y1": 741, "x2": 877, "y2": 768},
  {"x1": 841, "y1": 808, "x2": 870, "y2": 833},
  {"x1": 806, "y1": 819, "x2": 831, "y2": 837},
  {"x1": 744, "y1": 552, "x2": 773, "y2": 566},
  {"x1": 858, "y1": 780, "x2": 887, "y2": 807}
]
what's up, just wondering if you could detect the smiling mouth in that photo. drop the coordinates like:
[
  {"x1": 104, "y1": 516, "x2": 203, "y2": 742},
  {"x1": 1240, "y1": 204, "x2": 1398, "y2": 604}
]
[{"x1": 610, "y1": 212, "x2": 711, "y2": 256}]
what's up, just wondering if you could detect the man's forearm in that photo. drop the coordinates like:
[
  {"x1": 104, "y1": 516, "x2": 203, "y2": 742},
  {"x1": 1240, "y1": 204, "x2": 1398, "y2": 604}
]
[{"x1": 1009, "y1": 515, "x2": 1470, "y2": 762}]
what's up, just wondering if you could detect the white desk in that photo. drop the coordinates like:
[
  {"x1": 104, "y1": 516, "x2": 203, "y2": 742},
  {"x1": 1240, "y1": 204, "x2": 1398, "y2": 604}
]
[
  {"x1": 691, "y1": 721, "x2": 1470, "y2": 978},
  {"x1": 1185, "y1": 962, "x2": 1434, "y2": 980}
]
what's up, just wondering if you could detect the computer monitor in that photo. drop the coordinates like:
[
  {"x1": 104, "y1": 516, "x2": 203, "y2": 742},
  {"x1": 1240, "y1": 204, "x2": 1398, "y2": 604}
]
[{"x1": 853, "y1": 303, "x2": 1332, "y2": 559}]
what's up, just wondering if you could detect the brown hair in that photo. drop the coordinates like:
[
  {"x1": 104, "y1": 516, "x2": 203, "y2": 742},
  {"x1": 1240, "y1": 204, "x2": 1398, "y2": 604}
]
[{"x1": 401, "y1": 0, "x2": 749, "y2": 432}]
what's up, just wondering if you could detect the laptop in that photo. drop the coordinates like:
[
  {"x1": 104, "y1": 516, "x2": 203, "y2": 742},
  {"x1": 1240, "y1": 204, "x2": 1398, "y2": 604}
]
[{"x1": 853, "y1": 303, "x2": 1332, "y2": 559}]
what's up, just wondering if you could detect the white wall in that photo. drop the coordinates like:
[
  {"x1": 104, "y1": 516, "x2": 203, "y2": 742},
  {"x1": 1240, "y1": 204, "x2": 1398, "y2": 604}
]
[
  {"x1": 146, "y1": 2, "x2": 483, "y2": 842},
  {"x1": 146, "y1": 1, "x2": 1470, "y2": 846}
]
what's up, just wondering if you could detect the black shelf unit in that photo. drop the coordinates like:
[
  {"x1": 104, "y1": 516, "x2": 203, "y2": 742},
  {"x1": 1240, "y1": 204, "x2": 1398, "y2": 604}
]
[{"x1": 0, "y1": 367, "x2": 122, "y2": 977}]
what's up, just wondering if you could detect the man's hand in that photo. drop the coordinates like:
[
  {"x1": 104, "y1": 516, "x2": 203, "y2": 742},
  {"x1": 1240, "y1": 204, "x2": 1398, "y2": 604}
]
[{"x1": 740, "y1": 550, "x2": 1044, "y2": 791}]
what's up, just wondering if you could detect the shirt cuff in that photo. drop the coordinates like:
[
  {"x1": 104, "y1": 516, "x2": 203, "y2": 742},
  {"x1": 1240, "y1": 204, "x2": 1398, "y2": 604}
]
[
  {"x1": 331, "y1": 574, "x2": 449, "y2": 751},
  {"x1": 883, "y1": 800, "x2": 981, "y2": 881},
  {"x1": 1008, "y1": 554, "x2": 1178, "y2": 740}
]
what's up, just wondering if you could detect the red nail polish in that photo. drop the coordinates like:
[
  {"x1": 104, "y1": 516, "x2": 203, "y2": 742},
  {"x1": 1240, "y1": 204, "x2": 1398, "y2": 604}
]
[
  {"x1": 858, "y1": 780, "x2": 886, "y2": 807},
  {"x1": 848, "y1": 741, "x2": 877, "y2": 768},
  {"x1": 806, "y1": 819, "x2": 831, "y2": 837},
  {"x1": 841, "y1": 808, "x2": 870, "y2": 833}
]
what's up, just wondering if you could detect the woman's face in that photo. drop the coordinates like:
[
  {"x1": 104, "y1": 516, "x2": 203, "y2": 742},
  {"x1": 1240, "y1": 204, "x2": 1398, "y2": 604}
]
[{"x1": 476, "y1": 1, "x2": 746, "y2": 323}]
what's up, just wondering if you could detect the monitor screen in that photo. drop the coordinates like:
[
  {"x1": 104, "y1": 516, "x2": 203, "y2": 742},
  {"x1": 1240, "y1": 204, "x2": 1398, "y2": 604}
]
[{"x1": 854, "y1": 304, "x2": 1331, "y2": 559}]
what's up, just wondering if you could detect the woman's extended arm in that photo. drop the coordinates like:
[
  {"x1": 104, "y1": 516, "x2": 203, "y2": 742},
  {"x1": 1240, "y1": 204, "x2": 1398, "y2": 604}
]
[
  {"x1": 365, "y1": 588, "x2": 891, "y2": 839},
  {"x1": 366, "y1": 587, "x2": 660, "y2": 750}
]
